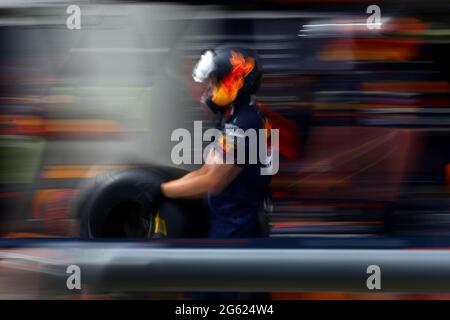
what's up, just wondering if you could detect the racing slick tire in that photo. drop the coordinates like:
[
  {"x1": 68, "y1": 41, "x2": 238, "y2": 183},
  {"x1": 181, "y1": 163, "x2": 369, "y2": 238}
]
[{"x1": 76, "y1": 165, "x2": 207, "y2": 238}]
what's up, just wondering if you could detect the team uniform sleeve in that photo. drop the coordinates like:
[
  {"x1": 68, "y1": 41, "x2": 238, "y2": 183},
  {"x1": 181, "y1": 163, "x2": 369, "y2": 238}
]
[{"x1": 214, "y1": 114, "x2": 262, "y2": 167}]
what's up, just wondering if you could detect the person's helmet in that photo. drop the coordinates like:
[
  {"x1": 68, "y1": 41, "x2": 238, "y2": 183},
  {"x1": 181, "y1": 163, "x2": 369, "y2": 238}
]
[{"x1": 192, "y1": 46, "x2": 261, "y2": 113}]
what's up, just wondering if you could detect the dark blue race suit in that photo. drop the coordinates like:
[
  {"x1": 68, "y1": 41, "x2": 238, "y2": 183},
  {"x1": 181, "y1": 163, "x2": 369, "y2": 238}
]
[{"x1": 207, "y1": 96, "x2": 272, "y2": 238}]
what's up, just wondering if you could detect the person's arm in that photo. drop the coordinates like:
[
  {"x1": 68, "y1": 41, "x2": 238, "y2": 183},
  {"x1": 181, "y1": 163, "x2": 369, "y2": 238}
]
[
  {"x1": 161, "y1": 150, "x2": 242, "y2": 199},
  {"x1": 170, "y1": 160, "x2": 210, "y2": 183}
]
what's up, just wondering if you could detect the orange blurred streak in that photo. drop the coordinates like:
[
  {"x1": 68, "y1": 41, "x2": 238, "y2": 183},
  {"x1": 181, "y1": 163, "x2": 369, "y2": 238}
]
[
  {"x1": 40, "y1": 164, "x2": 135, "y2": 179},
  {"x1": 0, "y1": 115, "x2": 46, "y2": 135},
  {"x1": 2, "y1": 233, "x2": 63, "y2": 238},
  {"x1": 319, "y1": 38, "x2": 419, "y2": 61},
  {"x1": 362, "y1": 81, "x2": 450, "y2": 93},
  {"x1": 30, "y1": 189, "x2": 77, "y2": 235},
  {"x1": 378, "y1": 18, "x2": 427, "y2": 33},
  {"x1": 1, "y1": 116, "x2": 123, "y2": 136},
  {"x1": 31, "y1": 189, "x2": 76, "y2": 218},
  {"x1": 45, "y1": 119, "x2": 123, "y2": 134}
]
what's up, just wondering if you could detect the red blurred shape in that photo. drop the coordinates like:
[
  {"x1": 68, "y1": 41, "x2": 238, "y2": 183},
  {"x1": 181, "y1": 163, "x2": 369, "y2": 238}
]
[{"x1": 257, "y1": 101, "x2": 301, "y2": 161}]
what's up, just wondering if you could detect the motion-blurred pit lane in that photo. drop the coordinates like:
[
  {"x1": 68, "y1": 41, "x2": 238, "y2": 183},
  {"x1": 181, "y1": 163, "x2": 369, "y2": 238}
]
[
  {"x1": 0, "y1": 1, "x2": 449, "y2": 246},
  {"x1": 1, "y1": 239, "x2": 450, "y2": 299}
]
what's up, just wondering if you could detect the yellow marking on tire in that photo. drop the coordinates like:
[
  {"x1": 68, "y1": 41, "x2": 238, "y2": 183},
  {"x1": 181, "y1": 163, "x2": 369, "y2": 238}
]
[{"x1": 154, "y1": 211, "x2": 167, "y2": 236}]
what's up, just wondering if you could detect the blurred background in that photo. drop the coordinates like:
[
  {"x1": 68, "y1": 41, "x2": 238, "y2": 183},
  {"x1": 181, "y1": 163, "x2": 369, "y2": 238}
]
[{"x1": 0, "y1": 0, "x2": 450, "y2": 299}]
